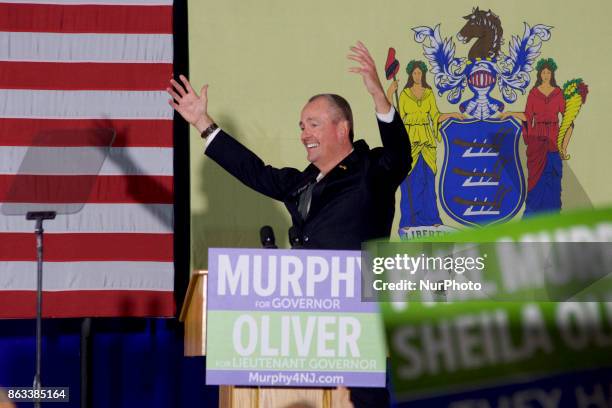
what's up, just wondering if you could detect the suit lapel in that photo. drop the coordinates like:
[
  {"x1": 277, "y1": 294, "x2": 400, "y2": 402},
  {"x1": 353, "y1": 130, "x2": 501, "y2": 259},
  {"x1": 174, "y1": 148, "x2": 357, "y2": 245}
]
[
  {"x1": 306, "y1": 143, "x2": 366, "y2": 220},
  {"x1": 286, "y1": 141, "x2": 368, "y2": 222},
  {"x1": 286, "y1": 165, "x2": 318, "y2": 224}
]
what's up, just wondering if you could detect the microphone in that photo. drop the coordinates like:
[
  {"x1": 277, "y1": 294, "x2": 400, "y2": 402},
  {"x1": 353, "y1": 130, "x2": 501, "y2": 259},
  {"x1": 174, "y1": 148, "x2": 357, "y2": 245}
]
[
  {"x1": 288, "y1": 226, "x2": 303, "y2": 249},
  {"x1": 260, "y1": 225, "x2": 277, "y2": 249}
]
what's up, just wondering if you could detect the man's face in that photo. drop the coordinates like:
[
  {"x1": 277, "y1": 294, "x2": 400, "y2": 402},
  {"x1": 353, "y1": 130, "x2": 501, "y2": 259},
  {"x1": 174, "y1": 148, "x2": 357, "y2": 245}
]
[{"x1": 299, "y1": 98, "x2": 345, "y2": 169}]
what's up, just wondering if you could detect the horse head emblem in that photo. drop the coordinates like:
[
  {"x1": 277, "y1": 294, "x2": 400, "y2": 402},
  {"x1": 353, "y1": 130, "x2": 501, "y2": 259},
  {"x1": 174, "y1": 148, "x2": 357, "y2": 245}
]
[{"x1": 457, "y1": 7, "x2": 503, "y2": 61}]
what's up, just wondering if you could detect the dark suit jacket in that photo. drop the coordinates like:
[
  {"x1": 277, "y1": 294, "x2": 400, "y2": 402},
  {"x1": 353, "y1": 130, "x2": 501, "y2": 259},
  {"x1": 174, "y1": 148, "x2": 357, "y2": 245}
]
[{"x1": 205, "y1": 110, "x2": 411, "y2": 250}]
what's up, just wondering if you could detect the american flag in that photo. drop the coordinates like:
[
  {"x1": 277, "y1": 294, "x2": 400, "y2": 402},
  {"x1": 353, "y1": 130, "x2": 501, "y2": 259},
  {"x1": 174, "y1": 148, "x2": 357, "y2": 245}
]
[{"x1": 0, "y1": 0, "x2": 175, "y2": 318}]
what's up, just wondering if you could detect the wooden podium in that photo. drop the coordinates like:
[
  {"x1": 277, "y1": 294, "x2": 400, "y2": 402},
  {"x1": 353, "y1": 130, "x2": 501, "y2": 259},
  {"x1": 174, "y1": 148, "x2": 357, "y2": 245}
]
[{"x1": 179, "y1": 270, "x2": 354, "y2": 408}]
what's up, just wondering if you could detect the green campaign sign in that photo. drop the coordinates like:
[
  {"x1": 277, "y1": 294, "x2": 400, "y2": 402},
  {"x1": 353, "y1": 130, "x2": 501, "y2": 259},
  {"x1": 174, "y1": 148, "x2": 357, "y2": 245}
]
[{"x1": 377, "y1": 208, "x2": 612, "y2": 401}]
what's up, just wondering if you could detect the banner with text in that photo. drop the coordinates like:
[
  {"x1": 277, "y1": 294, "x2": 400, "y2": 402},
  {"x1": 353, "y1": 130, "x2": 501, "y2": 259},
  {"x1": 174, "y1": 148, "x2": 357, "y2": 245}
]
[
  {"x1": 379, "y1": 207, "x2": 612, "y2": 404},
  {"x1": 206, "y1": 248, "x2": 387, "y2": 387}
]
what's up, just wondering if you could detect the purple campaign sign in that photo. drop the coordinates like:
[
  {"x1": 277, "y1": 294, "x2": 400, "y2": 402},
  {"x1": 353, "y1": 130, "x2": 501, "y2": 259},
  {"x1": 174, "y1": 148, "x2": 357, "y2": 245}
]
[
  {"x1": 206, "y1": 248, "x2": 386, "y2": 388},
  {"x1": 207, "y1": 248, "x2": 376, "y2": 313}
]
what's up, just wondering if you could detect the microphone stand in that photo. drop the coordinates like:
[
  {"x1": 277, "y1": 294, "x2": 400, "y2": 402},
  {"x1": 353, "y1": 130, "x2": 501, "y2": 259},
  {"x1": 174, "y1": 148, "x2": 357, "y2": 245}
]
[{"x1": 26, "y1": 211, "x2": 56, "y2": 408}]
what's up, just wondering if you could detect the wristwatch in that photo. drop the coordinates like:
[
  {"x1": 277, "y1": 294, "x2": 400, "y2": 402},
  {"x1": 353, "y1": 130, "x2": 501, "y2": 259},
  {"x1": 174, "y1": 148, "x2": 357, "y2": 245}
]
[{"x1": 201, "y1": 123, "x2": 218, "y2": 139}]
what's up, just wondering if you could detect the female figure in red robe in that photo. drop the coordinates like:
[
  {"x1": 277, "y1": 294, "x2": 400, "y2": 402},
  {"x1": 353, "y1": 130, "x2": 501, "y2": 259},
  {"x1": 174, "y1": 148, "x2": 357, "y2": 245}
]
[{"x1": 500, "y1": 58, "x2": 573, "y2": 216}]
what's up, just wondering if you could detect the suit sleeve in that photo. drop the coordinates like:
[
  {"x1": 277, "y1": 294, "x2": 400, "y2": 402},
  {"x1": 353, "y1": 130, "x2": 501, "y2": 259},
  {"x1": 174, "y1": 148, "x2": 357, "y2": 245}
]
[
  {"x1": 205, "y1": 130, "x2": 302, "y2": 201},
  {"x1": 375, "y1": 109, "x2": 412, "y2": 184}
]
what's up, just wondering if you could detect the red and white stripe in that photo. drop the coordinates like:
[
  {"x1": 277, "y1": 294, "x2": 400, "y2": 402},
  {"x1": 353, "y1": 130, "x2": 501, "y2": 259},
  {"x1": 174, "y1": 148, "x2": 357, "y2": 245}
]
[
  {"x1": 0, "y1": 0, "x2": 175, "y2": 318},
  {"x1": 468, "y1": 70, "x2": 495, "y2": 88}
]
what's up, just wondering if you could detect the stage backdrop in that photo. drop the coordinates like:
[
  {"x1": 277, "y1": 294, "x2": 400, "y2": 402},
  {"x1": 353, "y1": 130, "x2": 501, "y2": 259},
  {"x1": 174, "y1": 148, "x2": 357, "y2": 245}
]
[
  {"x1": 187, "y1": 0, "x2": 612, "y2": 268},
  {"x1": 0, "y1": 0, "x2": 176, "y2": 318}
]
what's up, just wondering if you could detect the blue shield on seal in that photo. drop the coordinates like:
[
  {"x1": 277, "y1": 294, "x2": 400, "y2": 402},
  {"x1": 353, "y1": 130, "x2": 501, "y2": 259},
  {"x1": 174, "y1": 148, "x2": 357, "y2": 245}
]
[{"x1": 439, "y1": 118, "x2": 526, "y2": 226}]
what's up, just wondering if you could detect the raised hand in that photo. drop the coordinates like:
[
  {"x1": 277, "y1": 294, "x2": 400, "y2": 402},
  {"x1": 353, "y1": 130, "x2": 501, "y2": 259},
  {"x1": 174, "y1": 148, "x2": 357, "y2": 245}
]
[
  {"x1": 167, "y1": 75, "x2": 213, "y2": 133},
  {"x1": 348, "y1": 41, "x2": 391, "y2": 114}
]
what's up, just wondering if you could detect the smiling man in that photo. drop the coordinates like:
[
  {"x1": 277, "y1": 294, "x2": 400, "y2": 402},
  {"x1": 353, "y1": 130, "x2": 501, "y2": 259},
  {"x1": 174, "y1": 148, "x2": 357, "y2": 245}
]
[
  {"x1": 168, "y1": 42, "x2": 410, "y2": 252},
  {"x1": 168, "y1": 41, "x2": 410, "y2": 406},
  {"x1": 300, "y1": 94, "x2": 354, "y2": 175}
]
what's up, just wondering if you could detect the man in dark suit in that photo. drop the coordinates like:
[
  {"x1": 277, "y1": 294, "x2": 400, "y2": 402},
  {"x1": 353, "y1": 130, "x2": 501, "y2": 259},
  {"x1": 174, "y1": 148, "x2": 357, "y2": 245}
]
[{"x1": 168, "y1": 41, "x2": 411, "y2": 407}]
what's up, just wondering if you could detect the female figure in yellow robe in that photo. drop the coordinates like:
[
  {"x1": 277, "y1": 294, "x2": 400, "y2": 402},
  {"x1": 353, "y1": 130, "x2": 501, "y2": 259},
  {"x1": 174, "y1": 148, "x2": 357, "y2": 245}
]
[{"x1": 387, "y1": 61, "x2": 463, "y2": 233}]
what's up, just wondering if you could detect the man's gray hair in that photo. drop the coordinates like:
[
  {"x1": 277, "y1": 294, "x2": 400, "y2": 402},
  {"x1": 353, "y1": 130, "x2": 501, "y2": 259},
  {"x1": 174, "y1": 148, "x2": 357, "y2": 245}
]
[{"x1": 308, "y1": 94, "x2": 354, "y2": 142}]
